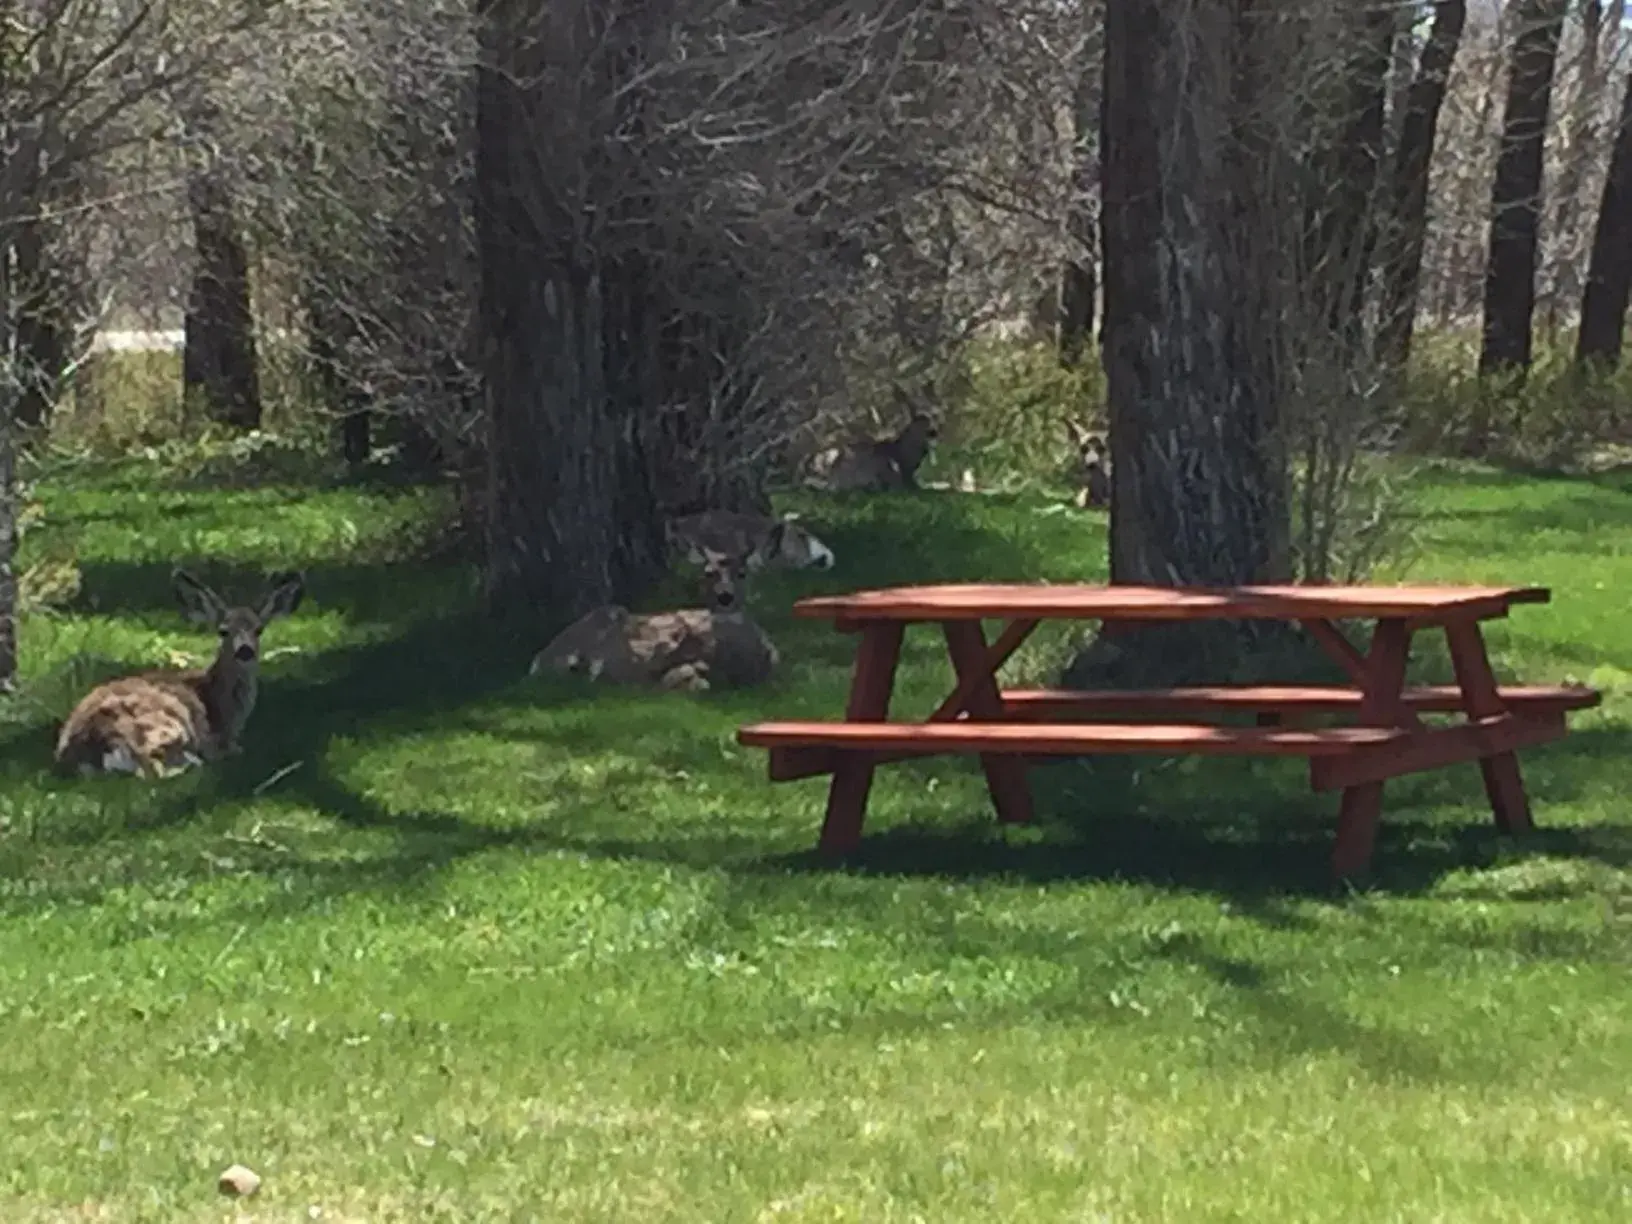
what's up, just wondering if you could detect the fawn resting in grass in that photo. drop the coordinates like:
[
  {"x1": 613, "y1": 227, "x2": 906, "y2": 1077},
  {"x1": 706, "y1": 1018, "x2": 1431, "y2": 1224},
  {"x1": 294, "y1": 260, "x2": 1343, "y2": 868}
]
[
  {"x1": 822, "y1": 412, "x2": 940, "y2": 492},
  {"x1": 666, "y1": 509, "x2": 836, "y2": 572},
  {"x1": 529, "y1": 544, "x2": 779, "y2": 692},
  {"x1": 54, "y1": 569, "x2": 306, "y2": 778}
]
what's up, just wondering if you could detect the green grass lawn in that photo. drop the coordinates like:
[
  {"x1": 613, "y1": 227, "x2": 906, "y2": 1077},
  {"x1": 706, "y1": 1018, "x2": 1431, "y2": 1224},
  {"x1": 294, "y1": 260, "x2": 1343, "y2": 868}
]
[{"x1": 1, "y1": 454, "x2": 1629, "y2": 1222}]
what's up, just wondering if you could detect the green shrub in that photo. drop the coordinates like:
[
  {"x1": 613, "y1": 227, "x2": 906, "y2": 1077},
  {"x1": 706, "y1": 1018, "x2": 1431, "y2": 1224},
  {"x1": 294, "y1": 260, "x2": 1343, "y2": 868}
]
[
  {"x1": 927, "y1": 336, "x2": 1104, "y2": 493},
  {"x1": 1396, "y1": 326, "x2": 1632, "y2": 469}
]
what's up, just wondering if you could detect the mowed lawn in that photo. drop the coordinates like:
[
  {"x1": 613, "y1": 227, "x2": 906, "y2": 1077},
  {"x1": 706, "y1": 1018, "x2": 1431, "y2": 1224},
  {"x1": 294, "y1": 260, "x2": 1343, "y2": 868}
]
[{"x1": 0, "y1": 455, "x2": 1629, "y2": 1222}]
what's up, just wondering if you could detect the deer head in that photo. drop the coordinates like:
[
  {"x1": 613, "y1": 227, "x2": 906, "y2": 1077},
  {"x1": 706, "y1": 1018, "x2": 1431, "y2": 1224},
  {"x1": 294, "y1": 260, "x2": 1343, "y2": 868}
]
[{"x1": 174, "y1": 569, "x2": 306, "y2": 669}]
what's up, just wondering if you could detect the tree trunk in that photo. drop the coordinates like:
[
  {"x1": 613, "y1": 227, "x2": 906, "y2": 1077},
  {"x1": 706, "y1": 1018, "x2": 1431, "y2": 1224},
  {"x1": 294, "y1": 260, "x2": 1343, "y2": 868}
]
[
  {"x1": 0, "y1": 232, "x2": 18, "y2": 689},
  {"x1": 477, "y1": 0, "x2": 665, "y2": 618},
  {"x1": 1058, "y1": 260, "x2": 1096, "y2": 368},
  {"x1": 184, "y1": 161, "x2": 261, "y2": 431},
  {"x1": 1377, "y1": 0, "x2": 1467, "y2": 369},
  {"x1": 1542, "y1": 0, "x2": 1614, "y2": 331},
  {"x1": 301, "y1": 277, "x2": 372, "y2": 466},
  {"x1": 10, "y1": 217, "x2": 73, "y2": 430},
  {"x1": 1084, "y1": 0, "x2": 1294, "y2": 684},
  {"x1": 1100, "y1": 0, "x2": 1289, "y2": 592},
  {"x1": 1576, "y1": 61, "x2": 1632, "y2": 367},
  {"x1": 1059, "y1": 22, "x2": 1100, "y2": 368},
  {"x1": 1304, "y1": 6, "x2": 1393, "y2": 352},
  {"x1": 1477, "y1": 0, "x2": 1569, "y2": 383}
]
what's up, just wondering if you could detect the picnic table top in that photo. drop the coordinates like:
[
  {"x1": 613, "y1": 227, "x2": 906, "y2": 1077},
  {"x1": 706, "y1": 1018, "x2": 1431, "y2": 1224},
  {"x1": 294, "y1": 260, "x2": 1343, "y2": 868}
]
[{"x1": 792, "y1": 582, "x2": 1552, "y2": 623}]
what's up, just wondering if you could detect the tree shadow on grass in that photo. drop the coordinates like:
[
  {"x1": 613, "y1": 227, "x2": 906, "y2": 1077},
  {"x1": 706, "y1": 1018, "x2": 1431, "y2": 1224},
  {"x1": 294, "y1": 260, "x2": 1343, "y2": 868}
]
[
  {"x1": 8, "y1": 506, "x2": 1628, "y2": 932},
  {"x1": 744, "y1": 724, "x2": 1632, "y2": 901},
  {"x1": 0, "y1": 498, "x2": 1043, "y2": 807},
  {"x1": 11, "y1": 600, "x2": 1626, "y2": 921},
  {"x1": 55, "y1": 557, "x2": 478, "y2": 627}
]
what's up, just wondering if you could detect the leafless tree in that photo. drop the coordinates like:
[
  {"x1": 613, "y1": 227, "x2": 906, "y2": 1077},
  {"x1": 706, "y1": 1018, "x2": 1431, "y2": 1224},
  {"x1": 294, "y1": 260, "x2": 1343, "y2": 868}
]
[
  {"x1": 474, "y1": 0, "x2": 1079, "y2": 616},
  {"x1": 1576, "y1": 50, "x2": 1632, "y2": 366},
  {"x1": 1541, "y1": 0, "x2": 1622, "y2": 331},
  {"x1": 1057, "y1": 1, "x2": 1102, "y2": 368},
  {"x1": 1, "y1": 0, "x2": 270, "y2": 685},
  {"x1": 1478, "y1": 0, "x2": 1570, "y2": 381},
  {"x1": 180, "y1": 96, "x2": 260, "y2": 430},
  {"x1": 1377, "y1": 1, "x2": 1468, "y2": 369}
]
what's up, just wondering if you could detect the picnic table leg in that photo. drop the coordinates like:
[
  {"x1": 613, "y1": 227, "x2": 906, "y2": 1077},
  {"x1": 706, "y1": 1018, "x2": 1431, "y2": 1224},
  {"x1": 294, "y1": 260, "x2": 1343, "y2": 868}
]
[
  {"x1": 1332, "y1": 617, "x2": 1413, "y2": 881},
  {"x1": 942, "y1": 621, "x2": 1036, "y2": 827},
  {"x1": 819, "y1": 623, "x2": 905, "y2": 855},
  {"x1": 1444, "y1": 618, "x2": 1533, "y2": 835}
]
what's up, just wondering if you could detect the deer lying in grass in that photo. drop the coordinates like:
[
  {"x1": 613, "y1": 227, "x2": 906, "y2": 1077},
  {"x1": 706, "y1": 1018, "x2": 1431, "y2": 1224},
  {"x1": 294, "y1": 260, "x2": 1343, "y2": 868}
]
[
  {"x1": 1066, "y1": 420, "x2": 1111, "y2": 509},
  {"x1": 54, "y1": 569, "x2": 305, "y2": 778},
  {"x1": 817, "y1": 411, "x2": 941, "y2": 492},
  {"x1": 666, "y1": 509, "x2": 836, "y2": 572},
  {"x1": 529, "y1": 545, "x2": 778, "y2": 692}
]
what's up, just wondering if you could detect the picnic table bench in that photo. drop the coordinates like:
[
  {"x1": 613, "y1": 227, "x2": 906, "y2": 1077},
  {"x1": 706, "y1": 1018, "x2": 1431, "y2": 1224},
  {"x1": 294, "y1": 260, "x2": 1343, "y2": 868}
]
[{"x1": 736, "y1": 583, "x2": 1601, "y2": 880}]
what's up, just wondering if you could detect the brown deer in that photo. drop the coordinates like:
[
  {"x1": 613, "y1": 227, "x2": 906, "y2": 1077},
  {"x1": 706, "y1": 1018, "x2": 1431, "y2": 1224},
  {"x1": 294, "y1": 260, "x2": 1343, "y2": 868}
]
[
  {"x1": 528, "y1": 545, "x2": 778, "y2": 692},
  {"x1": 821, "y1": 412, "x2": 941, "y2": 492},
  {"x1": 1066, "y1": 420, "x2": 1111, "y2": 509},
  {"x1": 55, "y1": 569, "x2": 305, "y2": 777},
  {"x1": 666, "y1": 509, "x2": 835, "y2": 572}
]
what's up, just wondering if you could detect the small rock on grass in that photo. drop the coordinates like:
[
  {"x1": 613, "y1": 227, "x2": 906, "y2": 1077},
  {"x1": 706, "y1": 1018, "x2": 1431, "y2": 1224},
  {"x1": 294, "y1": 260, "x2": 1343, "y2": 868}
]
[{"x1": 218, "y1": 1164, "x2": 262, "y2": 1197}]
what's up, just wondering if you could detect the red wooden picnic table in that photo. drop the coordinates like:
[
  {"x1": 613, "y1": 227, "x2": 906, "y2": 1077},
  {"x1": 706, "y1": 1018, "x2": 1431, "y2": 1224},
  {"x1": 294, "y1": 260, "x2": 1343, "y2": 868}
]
[{"x1": 736, "y1": 582, "x2": 1601, "y2": 880}]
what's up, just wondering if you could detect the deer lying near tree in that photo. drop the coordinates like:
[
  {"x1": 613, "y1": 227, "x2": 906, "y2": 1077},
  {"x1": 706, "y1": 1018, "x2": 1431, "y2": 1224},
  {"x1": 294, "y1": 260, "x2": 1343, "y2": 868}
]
[
  {"x1": 529, "y1": 544, "x2": 778, "y2": 692},
  {"x1": 666, "y1": 509, "x2": 835, "y2": 572},
  {"x1": 54, "y1": 569, "x2": 305, "y2": 778},
  {"x1": 816, "y1": 412, "x2": 941, "y2": 492},
  {"x1": 1066, "y1": 420, "x2": 1111, "y2": 509}
]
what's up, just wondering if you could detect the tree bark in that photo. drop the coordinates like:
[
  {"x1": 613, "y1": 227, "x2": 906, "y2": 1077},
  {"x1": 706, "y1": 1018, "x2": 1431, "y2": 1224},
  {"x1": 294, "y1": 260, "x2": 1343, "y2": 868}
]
[
  {"x1": 1058, "y1": 258, "x2": 1096, "y2": 368},
  {"x1": 183, "y1": 160, "x2": 261, "y2": 431},
  {"x1": 1058, "y1": 16, "x2": 1101, "y2": 368},
  {"x1": 1304, "y1": 6, "x2": 1394, "y2": 353},
  {"x1": 477, "y1": 0, "x2": 665, "y2": 617},
  {"x1": 301, "y1": 276, "x2": 372, "y2": 466},
  {"x1": 1377, "y1": 0, "x2": 1467, "y2": 369},
  {"x1": 1478, "y1": 0, "x2": 1569, "y2": 381},
  {"x1": 10, "y1": 217, "x2": 73, "y2": 430},
  {"x1": 1100, "y1": 0, "x2": 1289, "y2": 593},
  {"x1": 0, "y1": 232, "x2": 18, "y2": 689},
  {"x1": 1576, "y1": 60, "x2": 1632, "y2": 367},
  {"x1": 1542, "y1": 0, "x2": 1614, "y2": 331}
]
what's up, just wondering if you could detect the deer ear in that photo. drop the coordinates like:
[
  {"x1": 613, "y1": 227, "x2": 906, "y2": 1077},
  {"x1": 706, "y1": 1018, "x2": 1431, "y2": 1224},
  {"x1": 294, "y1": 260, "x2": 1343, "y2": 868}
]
[
  {"x1": 174, "y1": 569, "x2": 227, "y2": 625},
  {"x1": 749, "y1": 521, "x2": 787, "y2": 570},
  {"x1": 258, "y1": 572, "x2": 305, "y2": 624}
]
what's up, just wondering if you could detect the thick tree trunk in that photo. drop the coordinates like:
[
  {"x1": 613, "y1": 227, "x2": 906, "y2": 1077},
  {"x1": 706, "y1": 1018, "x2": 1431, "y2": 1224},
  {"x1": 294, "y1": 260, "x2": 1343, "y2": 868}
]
[
  {"x1": 1477, "y1": 0, "x2": 1569, "y2": 382},
  {"x1": 477, "y1": 0, "x2": 665, "y2": 618},
  {"x1": 1100, "y1": 0, "x2": 1289, "y2": 595},
  {"x1": 1575, "y1": 62, "x2": 1632, "y2": 367},
  {"x1": 1377, "y1": 1, "x2": 1467, "y2": 369},
  {"x1": 184, "y1": 166, "x2": 261, "y2": 431}
]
